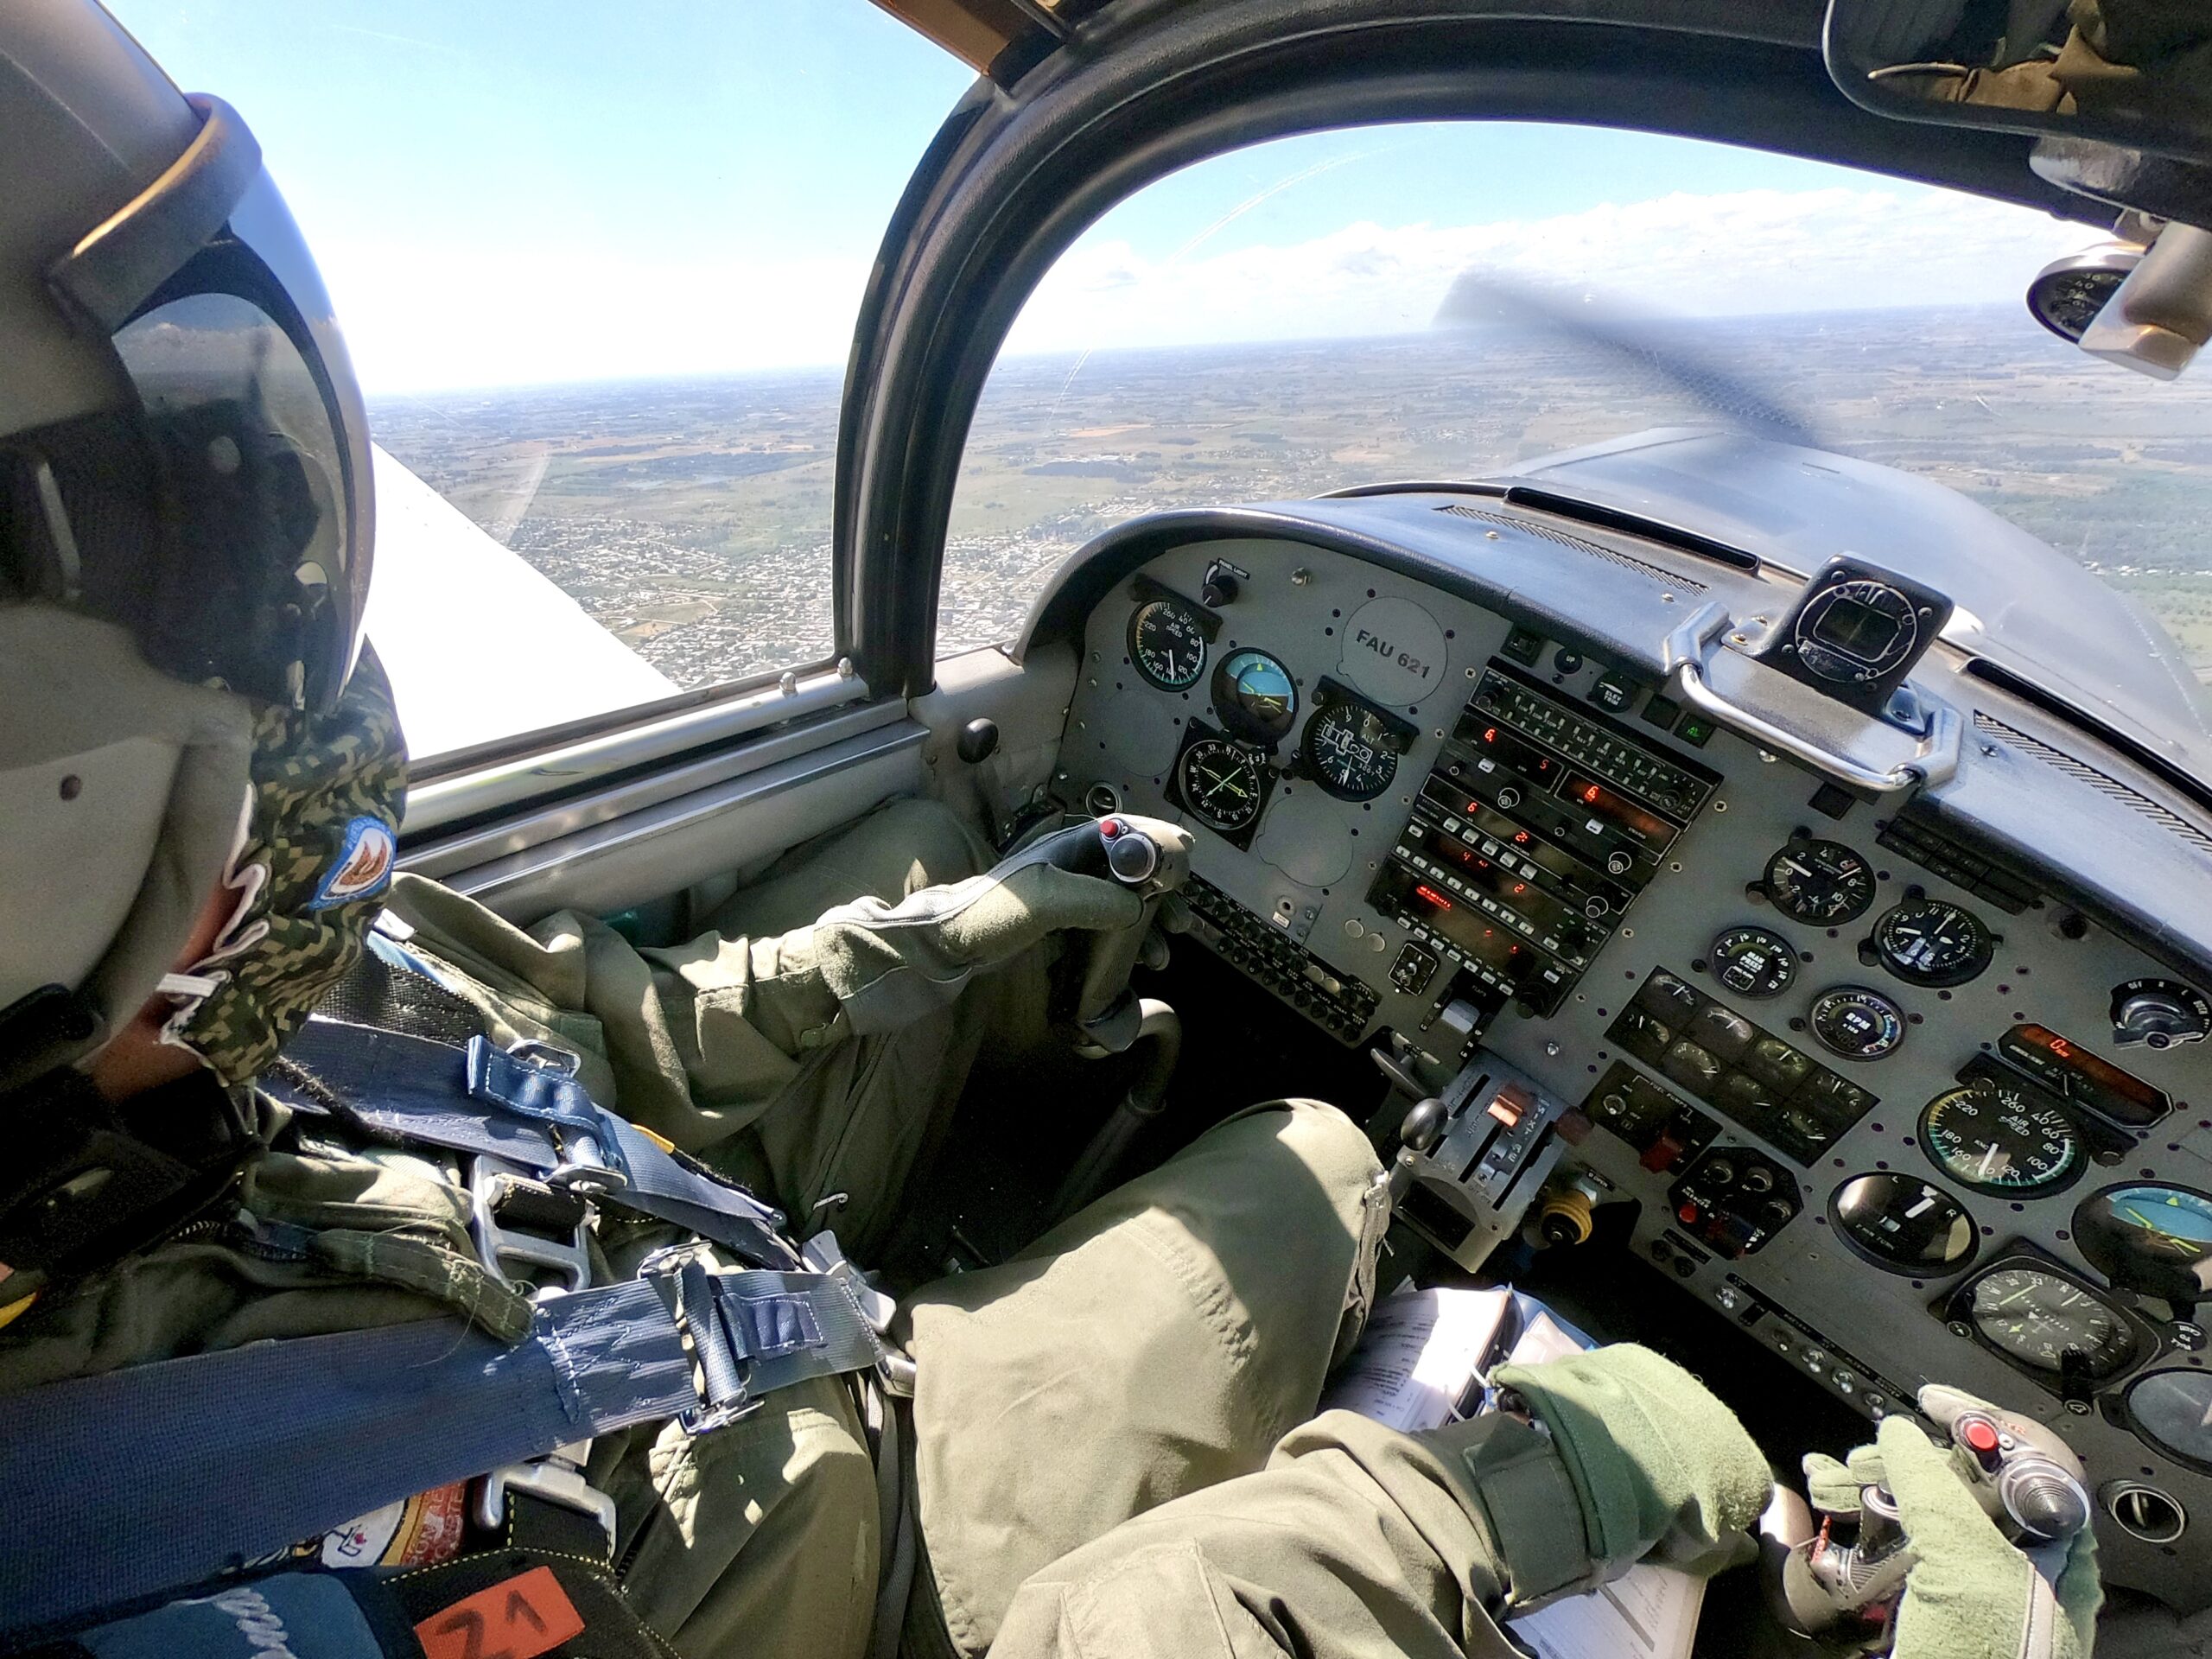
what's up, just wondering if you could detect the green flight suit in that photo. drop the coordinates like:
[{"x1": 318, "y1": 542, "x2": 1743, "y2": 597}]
[{"x1": 0, "y1": 798, "x2": 1743, "y2": 1659}]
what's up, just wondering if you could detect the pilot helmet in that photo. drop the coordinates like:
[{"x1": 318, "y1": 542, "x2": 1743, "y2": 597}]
[{"x1": 0, "y1": 0, "x2": 398, "y2": 1096}]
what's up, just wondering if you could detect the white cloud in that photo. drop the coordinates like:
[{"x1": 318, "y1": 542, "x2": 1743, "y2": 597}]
[
  {"x1": 325, "y1": 183, "x2": 2096, "y2": 391},
  {"x1": 1004, "y1": 186, "x2": 2095, "y2": 355},
  {"x1": 325, "y1": 239, "x2": 874, "y2": 393}
]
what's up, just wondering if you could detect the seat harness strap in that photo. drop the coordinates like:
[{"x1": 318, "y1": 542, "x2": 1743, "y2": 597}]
[
  {"x1": 0, "y1": 1262, "x2": 882, "y2": 1637},
  {"x1": 0, "y1": 1012, "x2": 887, "y2": 1638},
  {"x1": 270, "y1": 1014, "x2": 801, "y2": 1270}
]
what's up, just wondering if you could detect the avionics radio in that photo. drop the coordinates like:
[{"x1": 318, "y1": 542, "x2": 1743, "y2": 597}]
[{"x1": 1369, "y1": 660, "x2": 1719, "y2": 1018}]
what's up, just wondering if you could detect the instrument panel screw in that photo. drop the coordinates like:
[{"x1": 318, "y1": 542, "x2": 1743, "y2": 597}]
[
  {"x1": 1292, "y1": 568, "x2": 1313, "y2": 585},
  {"x1": 1980, "y1": 742, "x2": 2002, "y2": 758}
]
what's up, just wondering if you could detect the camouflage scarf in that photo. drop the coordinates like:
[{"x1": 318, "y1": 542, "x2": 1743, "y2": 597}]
[{"x1": 166, "y1": 645, "x2": 409, "y2": 1085}]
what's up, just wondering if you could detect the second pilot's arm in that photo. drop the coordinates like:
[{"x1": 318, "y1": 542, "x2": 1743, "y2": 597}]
[
  {"x1": 377, "y1": 800, "x2": 1150, "y2": 1248},
  {"x1": 991, "y1": 1344, "x2": 1773, "y2": 1659}
]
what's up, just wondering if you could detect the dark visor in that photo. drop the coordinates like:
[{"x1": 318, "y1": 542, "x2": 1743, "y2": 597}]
[{"x1": 4, "y1": 96, "x2": 370, "y2": 712}]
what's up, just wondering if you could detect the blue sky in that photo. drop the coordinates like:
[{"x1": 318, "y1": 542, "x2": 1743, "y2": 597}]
[{"x1": 108, "y1": 0, "x2": 2090, "y2": 391}]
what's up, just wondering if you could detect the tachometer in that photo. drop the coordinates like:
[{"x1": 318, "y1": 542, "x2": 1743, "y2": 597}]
[
  {"x1": 1708, "y1": 925, "x2": 1798, "y2": 1000},
  {"x1": 2075, "y1": 1185, "x2": 2212, "y2": 1303},
  {"x1": 1808, "y1": 985, "x2": 1906, "y2": 1061},
  {"x1": 1872, "y1": 897, "x2": 1995, "y2": 988},
  {"x1": 1966, "y1": 1266, "x2": 2133, "y2": 1377},
  {"x1": 1920, "y1": 1080, "x2": 2079, "y2": 1195},
  {"x1": 1764, "y1": 839, "x2": 1876, "y2": 925},
  {"x1": 1128, "y1": 595, "x2": 1210, "y2": 691},
  {"x1": 1211, "y1": 648, "x2": 1298, "y2": 745},
  {"x1": 1175, "y1": 737, "x2": 1268, "y2": 834}
]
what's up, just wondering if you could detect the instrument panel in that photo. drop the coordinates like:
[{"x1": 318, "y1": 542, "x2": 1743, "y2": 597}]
[{"x1": 1051, "y1": 527, "x2": 2212, "y2": 1610}]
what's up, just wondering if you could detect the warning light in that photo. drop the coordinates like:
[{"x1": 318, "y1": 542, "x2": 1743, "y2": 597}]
[
  {"x1": 1483, "y1": 727, "x2": 1498, "y2": 743},
  {"x1": 1581, "y1": 785, "x2": 1602, "y2": 805},
  {"x1": 1414, "y1": 884, "x2": 1452, "y2": 910}
]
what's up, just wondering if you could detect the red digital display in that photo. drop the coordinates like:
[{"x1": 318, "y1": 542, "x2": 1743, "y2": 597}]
[
  {"x1": 2002, "y1": 1022, "x2": 2167, "y2": 1124},
  {"x1": 1560, "y1": 772, "x2": 1671, "y2": 845}
]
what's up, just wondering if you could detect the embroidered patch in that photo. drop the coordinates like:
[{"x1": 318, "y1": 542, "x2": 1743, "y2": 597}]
[{"x1": 309, "y1": 815, "x2": 397, "y2": 911}]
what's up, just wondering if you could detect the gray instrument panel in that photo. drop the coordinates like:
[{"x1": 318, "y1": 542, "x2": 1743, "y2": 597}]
[{"x1": 1058, "y1": 532, "x2": 2212, "y2": 1610}]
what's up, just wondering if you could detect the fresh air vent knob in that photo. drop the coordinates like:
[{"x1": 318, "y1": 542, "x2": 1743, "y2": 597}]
[{"x1": 2105, "y1": 1482, "x2": 2187, "y2": 1545}]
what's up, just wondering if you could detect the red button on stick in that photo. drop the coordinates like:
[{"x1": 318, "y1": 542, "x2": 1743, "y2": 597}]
[
  {"x1": 1100, "y1": 818, "x2": 1122, "y2": 837},
  {"x1": 1960, "y1": 1417, "x2": 2001, "y2": 1457}
]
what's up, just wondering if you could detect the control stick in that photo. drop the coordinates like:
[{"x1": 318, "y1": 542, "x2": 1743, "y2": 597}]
[
  {"x1": 1777, "y1": 1384, "x2": 2091, "y2": 1653},
  {"x1": 1024, "y1": 814, "x2": 1190, "y2": 1053}
]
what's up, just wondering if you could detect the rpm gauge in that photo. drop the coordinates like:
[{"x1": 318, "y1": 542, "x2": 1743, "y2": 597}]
[
  {"x1": 1920, "y1": 1081, "x2": 2081, "y2": 1196},
  {"x1": 1175, "y1": 737, "x2": 1268, "y2": 835},
  {"x1": 1808, "y1": 986, "x2": 1906, "y2": 1061},
  {"x1": 1872, "y1": 898, "x2": 1995, "y2": 988},
  {"x1": 1764, "y1": 839, "x2": 1877, "y2": 925},
  {"x1": 2075, "y1": 1185, "x2": 2212, "y2": 1303},
  {"x1": 1128, "y1": 595, "x2": 1211, "y2": 692},
  {"x1": 1966, "y1": 1265, "x2": 2135, "y2": 1379}
]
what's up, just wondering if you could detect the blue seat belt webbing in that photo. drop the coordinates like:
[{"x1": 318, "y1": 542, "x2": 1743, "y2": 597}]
[
  {"x1": 273, "y1": 1017, "x2": 800, "y2": 1270},
  {"x1": 0, "y1": 1268, "x2": 882, "y2": 1637}
]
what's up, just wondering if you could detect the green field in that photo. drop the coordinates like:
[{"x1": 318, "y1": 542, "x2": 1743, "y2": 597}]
[{"x1": 371, "y1": 306, "x2": 2212, "y2": 690}]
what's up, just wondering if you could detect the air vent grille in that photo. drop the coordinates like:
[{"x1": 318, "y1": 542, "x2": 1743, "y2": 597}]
[
  {"x1": 1436, "y1": 504, "x2": 1707, "y2": 593},
  {"x1": 1974, "y1": 712, "x2": 2212, "y2": 860}
]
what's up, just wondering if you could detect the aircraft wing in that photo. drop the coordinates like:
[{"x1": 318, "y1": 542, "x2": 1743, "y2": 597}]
[{"x1": 362, "y1": 445, "x2": 677, "y2": 761}]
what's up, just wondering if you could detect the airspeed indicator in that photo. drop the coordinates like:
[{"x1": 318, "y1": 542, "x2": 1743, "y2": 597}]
[
  {"x1": 1128, "y1": 596, "x2": 1210, "y2": 691},
  {"x1": 1920, "y1": 1081, "x2": 2081, "y2": 1196}
]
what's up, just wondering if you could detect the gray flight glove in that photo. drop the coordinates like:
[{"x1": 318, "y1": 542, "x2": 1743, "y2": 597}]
[
  {"x1": 1491, "y1": 1342, "x2": 1774, "y2": 1582},
  {"x1": 747, "y1": 815, "x2": 1190, "y2": 1051},
  {"x1": 1793, "y1": 1386, "x2": 2101, "y2": 1659}
]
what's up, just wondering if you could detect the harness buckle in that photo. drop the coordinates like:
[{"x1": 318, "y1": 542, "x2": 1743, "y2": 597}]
[
  {"x1": 474, "y1": 1442, "x2": 618, "y2": 1554},
  {"x1": 639, "y1": 1242, "x2": 768, "y2": 1436},
  {"x1": 468, "y1": 1152, "x2": 594, "y2": 1295}
]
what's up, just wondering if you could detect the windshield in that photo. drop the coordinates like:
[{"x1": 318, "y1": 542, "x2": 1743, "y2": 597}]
[{"x1": 946, "y1": 125, "x2": 2212, "y2": 737}]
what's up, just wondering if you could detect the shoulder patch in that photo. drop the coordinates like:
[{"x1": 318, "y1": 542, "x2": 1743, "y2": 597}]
[{"x1": 310, "y1": 815, "x2": 397, "y2": 910}]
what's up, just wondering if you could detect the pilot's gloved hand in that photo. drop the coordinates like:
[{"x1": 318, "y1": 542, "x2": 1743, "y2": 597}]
[
  {"x1": 1821, "y1": 1391, "x2": 2099, "y2": 1659},
  {"x1": 1491, "y1": 1343, "x2": 1772, "y2": 1580},
  {"x1": 747, "y1": 854, "x2": 1147, "y2": 1050}
]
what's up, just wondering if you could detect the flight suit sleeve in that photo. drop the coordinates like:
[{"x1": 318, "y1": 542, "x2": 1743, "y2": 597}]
[
  {"x1": 989, "y1": 1410, "x2": 1591, "y2": 1659},
  {"x1": 379, "y1": 816, "x2": 1140, "y2": 1153},
  {"x1": 993, "y1": 1345, "x2": 1773, "y2": 1659}
]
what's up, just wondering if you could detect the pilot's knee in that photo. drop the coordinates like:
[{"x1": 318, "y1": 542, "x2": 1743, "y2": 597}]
[
  {"x1": 862, "y1": 795, "x2": 995, "y2": 888},
  {"x1": 1231, "y1": 1096, "x2": 1384, "y2": 1198}
]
